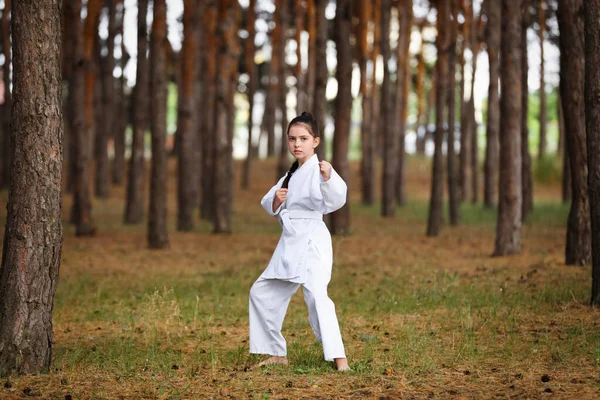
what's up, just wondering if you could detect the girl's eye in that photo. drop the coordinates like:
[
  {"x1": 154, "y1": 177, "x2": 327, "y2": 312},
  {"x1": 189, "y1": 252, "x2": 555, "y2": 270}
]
[{"x1": 301, "y1": 138, "x2": 307, "y2": 141}]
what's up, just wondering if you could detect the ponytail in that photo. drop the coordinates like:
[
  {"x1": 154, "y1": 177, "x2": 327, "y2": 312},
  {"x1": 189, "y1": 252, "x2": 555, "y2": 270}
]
[{"x1": 281, "y1": 161, "x2": 299, "y2": 189}]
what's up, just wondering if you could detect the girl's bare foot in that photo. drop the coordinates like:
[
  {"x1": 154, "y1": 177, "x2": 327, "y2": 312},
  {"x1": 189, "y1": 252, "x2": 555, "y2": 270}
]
[
  {"x1": 335, "y1": 357, "x2": 350, "y2": 371},
  {"x1": 255, "y1": 356, "x2": 288, "y2": 368}
]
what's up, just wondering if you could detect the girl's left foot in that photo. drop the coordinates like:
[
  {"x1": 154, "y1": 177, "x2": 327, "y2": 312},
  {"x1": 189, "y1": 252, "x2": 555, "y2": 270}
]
[
  {"x1": 335, "y1": 357, "x2": 350, "y2": 371},
  {"x1": 255, "y1": 356, "x2": 288, "y2": 368}
]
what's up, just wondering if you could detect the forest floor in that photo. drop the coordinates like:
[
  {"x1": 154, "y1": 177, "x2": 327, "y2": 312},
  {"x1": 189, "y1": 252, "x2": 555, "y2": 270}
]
[{"x1": 0, "y1": 157, "x2": 598, "y2": 399}]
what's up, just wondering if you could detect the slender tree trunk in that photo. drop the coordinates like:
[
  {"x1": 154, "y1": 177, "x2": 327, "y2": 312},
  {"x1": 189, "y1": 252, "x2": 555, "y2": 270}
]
[
  {"x1": 112, "y1": 0, "x2": 126, "y2": 185},
  {"x1": 521, "y1": 0, "x2": 534, "y2": 220},
  {"x1": 358, "y1": 1, "x2": 373, "y2": 205},
  {"x1": 276, "y1": 0, "x2": 289, "y2": 178},
  {"x1": 538, "y1": 0, "x2": 547, "y2": 160},
  {"x1": 306, "y1": 0, "x2": 316, "y2": 113},
  {"x1": 313, "y1": 0, "x2": 327, "y2": 161},
  {"x1": 560, "y1": 95, "x2": 572, "y2": 203},
  {"x1": 395, "y1": 0, "x2": 412, "y2": 206},
  {"x1": 459, "y1": 4, "x2": 472, "y2": 202},
  {"x1": 177, "y1": 0, "x2": 200, "y2": 231},
  {"x1": 95, "y1": 0, "x2": 116, "y2": 198},
  {"x1": 294, "y1": 0, "x2": 306, "y2": 114},
  {"x1": 0, "y1": 0, "x2": 63, "y2": 376},
  {"x1": 73, "y1": 0, "x2": 100, "y2": 235},
  {"x1": 585, "y1": 0, "x2": 600, "y2": 303},
  {"x1": 201, "y1": 2, "x2": 218, "y2": 220},
  {"x1": 148, "y1": 0, "x2": 169, "y2": 248},
  {"x1": 427, "y1": 0, "x2": 449, "y2": 237},
  {"x1": 125, "y1": 0, "x2": 149, "y2": 224},
  {"x1": 331, "y1": 0, "x2": 352, "y2": 235},
  {"x1": 557, "y1": 0, "x2": 591, "y2": 265},
  {"x1": 0, "y1": 0, "x2": 11, "y2": 189},
  {"x1": 469, "y1": 26, "x2": 481, "y2": 204},
  {"x1": 447, "y1": 0, "x2": 460, "y2": 225},
  {"x1": 64, "y1": 0, "x2": 76, "y2": 194},
  {"x1": 381, "y1": 0, "x2": 396, "y2": 217},
  {"x1": 415, "y1": 25, "x2": 426, "y2": 156},
  {"x1": 242, "y1": 0, "x2": 257, "y2": 190},
  {"x1": 493, "y1": 0, "x2": 523, "y2": 256},
  {"x1": 484, "y1": 0, "x2": 500, "y2": 208},
  {"x1": 213, "y1": 0, "x2": 238, "y2": 233}
]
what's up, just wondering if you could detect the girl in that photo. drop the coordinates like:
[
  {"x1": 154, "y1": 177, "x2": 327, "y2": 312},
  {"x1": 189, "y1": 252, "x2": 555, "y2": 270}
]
[{"x1": 249, "y1": 112, "x2": 350, "y2": 371}]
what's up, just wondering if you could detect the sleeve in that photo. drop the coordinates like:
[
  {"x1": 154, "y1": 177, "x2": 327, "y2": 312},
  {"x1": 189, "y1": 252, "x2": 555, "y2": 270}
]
[
  {"x1": 317, "y1": 167, "x2": 347, "y2": 214},
  {"x1": 260, "y1": 175, "x2": 287, "y2": 216}
]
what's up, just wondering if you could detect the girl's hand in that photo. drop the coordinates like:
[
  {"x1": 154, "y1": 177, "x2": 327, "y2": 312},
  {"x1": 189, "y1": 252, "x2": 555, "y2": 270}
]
[
  {"x1": 273, "y1": 188, "x2": 288, "y2": 212},
  {"x1": 319, "y1": 161, "x2": 332, "y2": 182}
]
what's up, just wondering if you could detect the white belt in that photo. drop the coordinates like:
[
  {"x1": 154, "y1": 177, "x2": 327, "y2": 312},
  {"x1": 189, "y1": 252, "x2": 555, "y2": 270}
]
[{"x1": 279, "y1": 209, "x2": 322, "y2": 236}]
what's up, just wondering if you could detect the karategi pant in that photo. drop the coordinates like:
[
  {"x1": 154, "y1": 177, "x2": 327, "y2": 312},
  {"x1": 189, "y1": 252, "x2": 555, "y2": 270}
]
[{"x1": 249, "y1": 241, "x2": 346, "y2": 361}]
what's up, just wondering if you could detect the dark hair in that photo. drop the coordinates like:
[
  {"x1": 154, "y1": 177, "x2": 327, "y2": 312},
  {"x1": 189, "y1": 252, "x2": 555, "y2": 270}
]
[{"x1": 281, "y1": 112, "x2": 319, "y2": 189}]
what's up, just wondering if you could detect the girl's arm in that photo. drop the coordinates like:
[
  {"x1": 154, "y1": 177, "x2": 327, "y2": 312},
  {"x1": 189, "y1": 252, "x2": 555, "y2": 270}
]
[
  {"x1": 317, "y1": 167, "x2": 347, "y2": 214},
  {"x1": 261, "y1": 176, "x2": 287, "y2": 216}
]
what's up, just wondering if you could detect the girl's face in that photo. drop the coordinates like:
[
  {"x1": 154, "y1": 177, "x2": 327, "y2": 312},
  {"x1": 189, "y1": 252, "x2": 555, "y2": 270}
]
[{"x1": 288, "y1": 124, "x2": 320, "y2": 164}]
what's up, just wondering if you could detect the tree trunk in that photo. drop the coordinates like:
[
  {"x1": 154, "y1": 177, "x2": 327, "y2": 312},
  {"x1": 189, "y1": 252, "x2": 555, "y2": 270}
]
[
  {"x1": 560, "y1": 96, "x2": 572, "y2": 203},
  {"x1": 313, "y1": 0, "x2": 327, "y2": 162},
  {"x1": 357, "y1": 1, "x2": 373, "y2": 205},
  {"x1": 469, "y1": 17, "x2": 481, "y2": 204},
  {"x1": 427, "y1": 0, "x2": 449, "y2": 237},
  {"x1": 459, "y1": 5, "x2": 472, "y2": 202},
  {"x1": 294, "y1": 0, "x2": 306, "y2": 114},
  {"x1": 493, "y1": 0, "x2": 522, "y2": 256},
  {"x1": 306, "y1": 0, "x2": 316, "y2": 113},
  {"x1": 381, "y1": 0, "x2": 396, "y2": 217},
  {"x1": 447, "y1": 0, "x2": 460, "y2": 225},
  {"x1": 177, "y1": 0, "x2": 200, "y2": 231},
  {"x1": 521, "y1": 0, "x2": 534, "y2": 220},
  {"x1": 395, "y1": 0, "x2": 412, "y2": 206},
  {"x1": 330, "y1": 0, "x2": 352, "y2": 235},
  {"x1": 201, "y1": 2, "x2": 218, "y2": 221},
  {"x1": 112, "y1": 0, "x2": 126, "y2": 186},
  {"x1": 415, "y1": 24, "x2": 426, "y2": 156},
  {"x1": 213, "y1": 0, "x2": 238, "y2": 233},
  {"x1": 242, "y1": 0, "x2": 257, "y2": 190},
  {"x1": 538, "y1": 0, "x2": 547, "y2": 160},
  {"x1": 585, "y1": 0, "x2": 600, "y2": 304},
  {"x1": 148, "y1": 0, "x2": 169, "y2": 248},
  {"x1": 95, "y1": 0, "x2": 116, "y2": 198},
  {"x1": 0, "y1": 0, "x2": 11, "y2": 189},
  {"x1": 484, "y1": 0, "x2": 500, "y2": 209},
  {"x1": 557, "y1": 0, "x2": 591, "y2": 266},
  {"x1": 63, "y1": 0, "x2": 77, "y2": 194},
  {"x1": 0, "y1": 0, "x2": 63, "y2": 376},
  {"x1": 72, "y1": 0, "x2": 100, "y2": 235}
]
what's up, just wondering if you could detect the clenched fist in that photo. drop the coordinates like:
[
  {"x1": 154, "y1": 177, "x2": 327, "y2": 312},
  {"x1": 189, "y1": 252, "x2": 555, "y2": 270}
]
[
  {"x1": 273, "y1": 188, "x2": 288, "y2": 212},
  {"x1": 319, "y1": 161, "x2": 332, "y2": 182}
]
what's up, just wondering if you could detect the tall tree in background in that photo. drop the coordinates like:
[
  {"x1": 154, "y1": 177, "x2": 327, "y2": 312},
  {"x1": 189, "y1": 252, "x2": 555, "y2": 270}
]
[
  {"x1": 213, "y1": 0, "x2": 239, "y2": 233},
  {"x1": 585, "y1": 0, "x2": 600, "y2": 304},
  {"x1": 276, "y1": 0, "x2": 289, "y2": 179},
  {"x1": 459, "y1": 0, "x2": 472, "y2": 202},
  {"x1": 313, "y1": 0, "x2": 327, "y2": 161},
  {"x1": 72, "y1": 0, "x2": 101, "y2": 236},
  {"x1": 427, "y1": 0, "x2": 450, "y2": 237},
  {"x1": 557, "y1": 0, "x2": 591, "y2": 265},
  {"x1": 177, "y1": 0, "x2": 200, "y2": 231},
  {"x1": 357, "y1": 1, "x2": 374, "y2": 205},
  {"x1": 559, "y1": 96, "x2": 572, "y2": 204},
  {"x1": 468, "y1": 11, "x2": 482, "y2": 204},
  {"x1": 537, "y1": 0, "x2": 547, "y2": 159},
  {"x1": 447, "y1": 0, "x2": 460, "y2": 225},
  {"x1": 414, "y1": 22, "x2": 426, "y2": 156},
  {"x1": 381, "y1": 0, "x2": 396, "y2": 217},
  {"x1": 395, "y1": 0, "x2": 413, "y2": 207},
  {"x1": 294, "y1": 0, "x2": 306, "y2": 114},
  {"x1": 148, "y1": 0, "x2": 169, "y2": 248},
  {"x1": 125, "y1": 0, "x2": 149, "y2": 224},
  {"x1": 483, "y1": 0, "x2": 500, "y2": 208},
  {"x1": 95, "y1": 0, "x2": 116, "y2": 198},
  {"x1": 242, "y1": 0, "x2": 257, "y2": 190},
  {"x1": 330, "y1": 0, "x2": 352, "y2": 235},
  {"x1": 521, "y1": 0, "x2": 533, "y2": 220},
  {"x1": 264, "y1": 5, "x2": 277, "y2": 159},
  {"x1": 63, "y1": 0, "x2": 76, "y2": 194},
  {"x1": 494, "y1": 0, "x2": 522, "y2": 256},
  {"x1": 112, "y1": 0, "x2": 127, "y2": 186},
  {"x1": 0, "y1": 0, "x2": 63, "y2": 376},
  {"x1": 0, "y1": 0, "x2": 11, "y2": 189},
  {"x1": 201, "y1": 1, "x2": 218, "y2": 220}
]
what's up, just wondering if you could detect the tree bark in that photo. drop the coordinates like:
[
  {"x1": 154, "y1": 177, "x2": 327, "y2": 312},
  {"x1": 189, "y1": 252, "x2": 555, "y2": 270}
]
[
  {"x1": 560, "y1": 96, "x2": 572, "y2": 203},
  {"x1": 484, "y1": 0, "x2": 500, "y2": 209},
  {"x1": 447, "y1": 0, "x2": 460, "y2": 225},
  {"x1": 0, "y1": 0, "x2": 63, "y2": 376},
  {"x1": 427, "y1": 0, "x2": 449, "y2": 237},
  {"x1": 294, "y1": 0, "x2": 306, "y2": 114},
  {"x1": 459, "y1": 3, "x2": 472, "y2": 202},
  {"x1": 312, "y1": 0, "x2": 327, "y2": 162},
  {"x1": 306, "y1": 0, "x2": 316, "y2": 113},
  {"x1": 358, "y1": 1, "x2": 373, "y2": 205},
  {"x1": 124, "y1": 0, "x2": 149, "y2": 224},
  {"x1": 493, "y1": 0, "x2": 522, "y2": 256},
  {"x1": 276, "y1": 0, "x2": 289, "y2": 179},
  {"x1": 557, "y1": 0, "x2": 591, "y2": 265},
  {"x1": 538, "y1": 0, "x2": 547, "y2": 160},
  {"x1": 112, "y1": 0, "x2": 126, "y2": 186},
  {"x1": 521, "y1": 0, "x2": 534, "y2": 220},
  {"x1": 381, "y1": 0, "x2": 396, "y2": 217},
  {"x1": 177, "y1": 0, "x2": 200, "y2": 231},
  {"x1": 242, "y1": 0, "x2": 257, "y2": 190},
  {"x1": 148, "y1": 0, "x2": 169, "y2": 248},
  {"x1": 330, "y1": 0, "x2": 352, "y2": 235},
  {"x1": 0, "y1": 0, "x2": 11, "y2": 189},
  {"x1": 585, "y1": 0, "x2": 600, "y2": 304}
]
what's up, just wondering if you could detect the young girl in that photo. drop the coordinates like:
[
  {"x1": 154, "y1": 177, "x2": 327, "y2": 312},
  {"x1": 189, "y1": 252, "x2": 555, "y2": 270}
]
[{"x1": 249, "y1": 112, "x2": 350, "y2": 371}]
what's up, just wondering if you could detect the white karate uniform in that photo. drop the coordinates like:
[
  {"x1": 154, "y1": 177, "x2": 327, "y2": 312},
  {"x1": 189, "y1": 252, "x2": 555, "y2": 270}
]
[{"x1": 249, "y1": 154, "x2": 347, "y2": 361}]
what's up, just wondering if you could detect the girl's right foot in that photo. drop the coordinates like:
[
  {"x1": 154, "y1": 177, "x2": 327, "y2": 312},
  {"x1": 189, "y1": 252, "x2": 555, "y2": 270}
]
[
  {"x1": 335, "y1": 357, "x2": 350, "y2": 371},
  {"x1": 255, "y1": 356, "x2": 288, "y2": 368}
]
